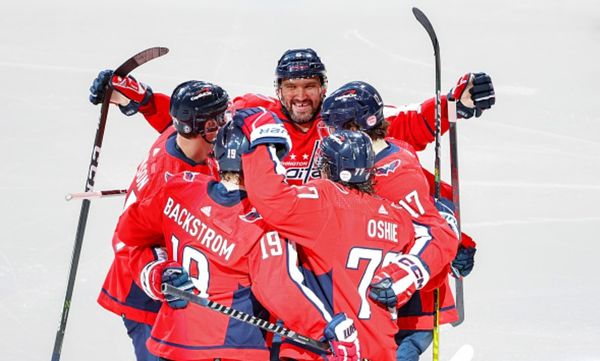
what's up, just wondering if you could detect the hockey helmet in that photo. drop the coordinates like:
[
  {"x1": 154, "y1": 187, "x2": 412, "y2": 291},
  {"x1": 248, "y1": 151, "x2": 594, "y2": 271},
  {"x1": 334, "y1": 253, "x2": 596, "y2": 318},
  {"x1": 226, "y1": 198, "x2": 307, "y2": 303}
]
[
  {"x1": 213, "y1": 121, "x2": 250, "y2": 173},
  {"x1": 170, "y1": 80, "x2": 229, "y2": 137},
  {"x1": 275, "y1": 48, "x2": 327, "y2": 85},
  {"x1": 321, "y1": 81, "x2": 384, "y2": 131},
  {"x1": 318, "y1": 130, "x2": 375, "y2": 184}
]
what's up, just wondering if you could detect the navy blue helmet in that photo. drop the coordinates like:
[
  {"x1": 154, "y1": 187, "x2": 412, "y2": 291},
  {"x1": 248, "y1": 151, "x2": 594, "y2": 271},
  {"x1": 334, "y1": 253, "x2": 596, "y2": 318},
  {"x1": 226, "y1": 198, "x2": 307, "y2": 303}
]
[
  {"x1": 321, "y1": 81, "x2": 384, "y2": 131},
  {"x1": 170, "y1": 81, "x2": 229, "y2": 137},
  {"x1": 275, "y1": 48, "x2": 327, "y2": 85},
  {"x1": 319, "y1": 130, "x2": 375, "y2": 184},
  {"x1": 213, "y1": 121, "x2": 250, "y2": 173}
]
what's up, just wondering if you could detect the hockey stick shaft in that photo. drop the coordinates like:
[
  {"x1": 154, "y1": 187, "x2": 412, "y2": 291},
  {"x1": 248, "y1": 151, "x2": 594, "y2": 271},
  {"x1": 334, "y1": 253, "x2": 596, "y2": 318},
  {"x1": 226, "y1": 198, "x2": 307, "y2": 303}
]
[
  {"x1": 65, "y1": 189, "x2": 127, "y2": 201},
  {"x1": 51, "y1": 47, "x2": 168, "y2": 361},
  {"x1": 448, "y1": 100, "x2": 465, "y2": 326},
  {"x1": 162, "y1": 284, "x2": 330, "y2": 354},
  {"x1": 412, "y1": 7, "x2": 441, "y2": 361}
]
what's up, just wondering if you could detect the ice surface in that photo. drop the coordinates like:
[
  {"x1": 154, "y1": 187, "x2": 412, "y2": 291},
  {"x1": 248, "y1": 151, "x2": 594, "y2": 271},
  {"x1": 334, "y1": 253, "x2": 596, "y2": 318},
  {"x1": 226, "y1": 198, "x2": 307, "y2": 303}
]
[{"x1": 1, "y1": 0, "x2": 599, "y2": 360}]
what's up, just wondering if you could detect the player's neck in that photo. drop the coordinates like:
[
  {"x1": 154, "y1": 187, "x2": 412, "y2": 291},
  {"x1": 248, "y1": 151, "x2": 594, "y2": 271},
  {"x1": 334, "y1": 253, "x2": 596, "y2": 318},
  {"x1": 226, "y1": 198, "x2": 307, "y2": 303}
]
[
  {"x1": 290, "y1": 119, "x2": 313, "y2": 133},
  {"x1": 221, "y1": 179, "x2": 245, "y2": 191},
  {"x1": 176, "y1": 134, "x2": 211, "y2": 163},
  {"x1": 372, "y1": 138, "x2": 388, "y2": 155}
]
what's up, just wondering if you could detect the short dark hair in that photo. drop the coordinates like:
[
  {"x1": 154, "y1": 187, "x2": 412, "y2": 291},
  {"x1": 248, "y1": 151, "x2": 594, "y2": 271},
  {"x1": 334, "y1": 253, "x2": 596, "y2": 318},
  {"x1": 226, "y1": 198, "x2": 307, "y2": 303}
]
[{"x1": 341, "y1": 119, "x2": 389, "y2": 141}]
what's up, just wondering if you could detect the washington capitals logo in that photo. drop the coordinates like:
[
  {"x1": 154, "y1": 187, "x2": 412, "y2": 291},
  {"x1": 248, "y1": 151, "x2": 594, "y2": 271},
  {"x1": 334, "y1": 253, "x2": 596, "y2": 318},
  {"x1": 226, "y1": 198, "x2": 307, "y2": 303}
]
[
  {"x1": 239, "y1": 207, "x2": 263, "y2": 223},
  {"x1": 376, "y1": 160, "x2": 401, "y2": 176}
]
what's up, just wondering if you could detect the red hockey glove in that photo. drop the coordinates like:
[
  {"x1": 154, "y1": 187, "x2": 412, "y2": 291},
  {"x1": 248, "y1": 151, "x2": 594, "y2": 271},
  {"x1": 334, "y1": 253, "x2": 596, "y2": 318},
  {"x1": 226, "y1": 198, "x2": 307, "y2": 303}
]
[
  {"x1": 448, "y1": 72, "x2": 495, "y2": 119},
  {"x1": 233, "y1": 107, "x2": 292, "y2": 159},
  {"x1": 140, "y1": 260, "x2": 194, "y2": 309},
  {"x1": 369, "y1": 254, "x2": 430, "y2": 308},
  {"x1": 323, "y1": 313, "x2": 360, "y2": 361},
  {"x1": 88, "y1": 69, "x2": 153, "y2": 116}
]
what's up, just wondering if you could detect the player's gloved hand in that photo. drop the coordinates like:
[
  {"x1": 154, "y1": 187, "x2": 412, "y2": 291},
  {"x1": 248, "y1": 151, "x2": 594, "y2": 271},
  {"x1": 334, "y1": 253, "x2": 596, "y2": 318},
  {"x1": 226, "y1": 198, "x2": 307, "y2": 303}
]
[
  {"x1": 369, "y1": 254, "x2": 430, "y2": 308},
  {"x1": 452, "y1": 245, "x2": 476, "y2": 277},
  {"x1": 435, "y1": 198, "x2": 460, "y2": 238},
  {"x1": 140, "y1": 260, "x2": 194, "y2": 309},
  {"x1": 88, "y1": 69, "x2": 154, "y2": 116},
  {"x1": 232, "y1": 107, "x2": 292, "y2": 159},
  {"x1": 323, "y1": 313, "x2": 360, "y2": 361},
  {"x1": 448, "y1": 72, "x2": 495, "y2": 119}
]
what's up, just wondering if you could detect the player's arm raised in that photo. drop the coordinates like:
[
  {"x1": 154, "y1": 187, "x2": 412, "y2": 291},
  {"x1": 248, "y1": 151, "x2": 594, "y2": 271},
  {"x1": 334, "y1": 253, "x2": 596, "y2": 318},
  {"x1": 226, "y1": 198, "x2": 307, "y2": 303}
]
[
  {"x1": 386, "y1": 72, "x2": 495, "y2": 151},
  {"x1": 235, "y1": 107, "x2": 331, "y2": 246},
  {"x1": 88, "y1": 69, "x2": 173, "y2": 133}
]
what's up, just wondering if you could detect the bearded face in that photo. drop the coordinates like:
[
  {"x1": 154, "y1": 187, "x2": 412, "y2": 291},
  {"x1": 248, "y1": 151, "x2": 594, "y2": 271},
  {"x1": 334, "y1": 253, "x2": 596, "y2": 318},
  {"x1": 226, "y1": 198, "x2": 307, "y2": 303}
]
[{"x1": 277, "y1": 76, "x2": 326, "y2": 124}]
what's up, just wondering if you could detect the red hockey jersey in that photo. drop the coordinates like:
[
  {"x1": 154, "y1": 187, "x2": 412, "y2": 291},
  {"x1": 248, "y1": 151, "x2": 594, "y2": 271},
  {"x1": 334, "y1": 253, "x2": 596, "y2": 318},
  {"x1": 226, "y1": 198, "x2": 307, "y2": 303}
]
[
  {"x1": 233, "y1": 93, "x2": 451, "y2": 185},
  {"x1": 117, "y1": 173, "x2": 336, "y2": 360},
  {"x1": 243, "y1": 146, "x2": 421, "y2": 361},
  {"x1": 140, "y1": 91, "x2": 450, "y2": 186},
  {"x1": 373, "y1": 138, "x2": 459, "y2": 329},
  {"x1": 97, "y1": 127, "x2": 219, "y2": 325}
]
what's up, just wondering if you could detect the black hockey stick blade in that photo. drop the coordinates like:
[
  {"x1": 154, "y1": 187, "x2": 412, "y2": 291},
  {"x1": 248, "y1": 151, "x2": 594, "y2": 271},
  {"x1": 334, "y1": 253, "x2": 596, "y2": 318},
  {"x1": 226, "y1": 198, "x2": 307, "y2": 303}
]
[
  {"x1": 65, "y1": 188, "x2": 127, "y2": 201},
  {"x1": 162, "y1": 284, "x2": 331, "y2": 354},
  {"x1": 51, "y1": 47, "x2": 168, "y2": 361},
  {"x1": 412, "y1": 7, "x2": 439, "y2": 55},
  {"x1": 114, "y1": 47, "x2": 169, "y2": 77}
]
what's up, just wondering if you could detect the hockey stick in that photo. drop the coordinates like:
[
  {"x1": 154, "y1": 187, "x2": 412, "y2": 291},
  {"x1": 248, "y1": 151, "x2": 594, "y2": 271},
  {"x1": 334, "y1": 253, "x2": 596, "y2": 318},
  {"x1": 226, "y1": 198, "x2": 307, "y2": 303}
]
[
  {"x1": 65, "y1": 189, "x2": 127, "y2": 201},
  {"x1": 51, "y1": 47, "x2": 169, "y2": 361},
  {"x1": 412, "y1": 7, "x2": 442, "y2": 361},
  {"x1": 448, "y1": 100, "x2": 465, "y2": 327},
  {"x1": 162, "y1": 284, "x2": 331, "y2": 354}
]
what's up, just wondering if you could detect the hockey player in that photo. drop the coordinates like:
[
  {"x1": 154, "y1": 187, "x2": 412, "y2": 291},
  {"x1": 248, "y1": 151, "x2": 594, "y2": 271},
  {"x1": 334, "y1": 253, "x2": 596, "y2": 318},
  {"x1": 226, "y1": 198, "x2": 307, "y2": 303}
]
[
  {"x1": 91, "y1": 48, "x2": 495, "y2": 186},
  {"x1": 89, "y1": 76, "x2": 228, "y2": 361},
  {"x1": 234, "y1": 108, "x2": 452, "y2": 361},
  {"x1": 233, "y1": 48, "x2": 495, "y2": 185},
  {"x1": 321, "y1": 81, "x2": 475, "y2": 361},
  {"x1": 116, "y1": 121, "x2": 361, "y2": 361}
]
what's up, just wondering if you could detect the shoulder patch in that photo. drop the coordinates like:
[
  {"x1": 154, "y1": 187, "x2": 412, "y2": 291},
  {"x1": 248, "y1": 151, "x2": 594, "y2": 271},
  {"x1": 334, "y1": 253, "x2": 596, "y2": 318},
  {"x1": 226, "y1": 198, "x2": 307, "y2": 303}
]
[
  {"x1": 183, "y1": 171, "x2": 200, "y2": 182},
  {"x1": 239, "y1": 207, "x2": 263, "y2": 223},
  {"x1": 376, "y1": 159, "x2": 401, "y2": 176}
]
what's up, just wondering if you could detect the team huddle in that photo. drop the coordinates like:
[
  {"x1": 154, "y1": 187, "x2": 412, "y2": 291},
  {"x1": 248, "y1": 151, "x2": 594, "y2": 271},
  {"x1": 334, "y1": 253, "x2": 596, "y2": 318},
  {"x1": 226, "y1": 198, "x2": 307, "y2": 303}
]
[{"x1": 90, "y1": 48, "x2": 495, "y2": 361}]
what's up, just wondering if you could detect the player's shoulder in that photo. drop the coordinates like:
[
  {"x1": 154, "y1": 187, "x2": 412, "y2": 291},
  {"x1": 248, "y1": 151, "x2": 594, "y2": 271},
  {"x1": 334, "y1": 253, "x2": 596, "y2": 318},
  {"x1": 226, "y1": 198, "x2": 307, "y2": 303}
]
[
  {"x1": 383, "y1": 137, "x2": 418, "y2": 155},
  {"x1": 164, "y1": 171, "x2": 213, "y2": 190},
  {"x1": 233, "y1": 93, "x2": 279, "y2": 109},
  {"x1": 304, "y1": 179, "x2": 349, "y2": 196},
  {"x1": 383, "y1": 103, "x2": 421, "y2": 118}
]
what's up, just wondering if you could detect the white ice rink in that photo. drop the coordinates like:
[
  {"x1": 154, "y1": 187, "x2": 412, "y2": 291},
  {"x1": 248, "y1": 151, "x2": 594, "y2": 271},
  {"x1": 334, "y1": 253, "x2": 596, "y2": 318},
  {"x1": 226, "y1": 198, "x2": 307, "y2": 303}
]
[{"x1": 1, "y1": 0, "x2": 599, "y2": 360}]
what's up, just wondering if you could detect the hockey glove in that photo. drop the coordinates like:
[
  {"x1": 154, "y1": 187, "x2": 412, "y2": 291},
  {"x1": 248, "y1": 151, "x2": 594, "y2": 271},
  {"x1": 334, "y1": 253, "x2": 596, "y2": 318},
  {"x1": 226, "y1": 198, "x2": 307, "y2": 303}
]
[
  {"x1": 88, "y1": 69, "x2": 153, "y2": 116},
  {"x1": 233, "y1": 107, "x2": 292, "y2": 159},
  {"x1": 369, "y1": 254, "x2": 430, "y2": 308},
  {"x1": 140, "y1": 260, "x2": 194, "y2": 309},
  {"x1": 323, "y1": 313, "x2": 360, "y2": 361},
  {"x1": 452, "y1": 245, "x2": 476, "y2": 277},
  {"x1": 435, "y1": 198, "x2": 460, "y2": 238},
  {"x1": 448, "y1": 72, "x2": 495, "y2": 119}
]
